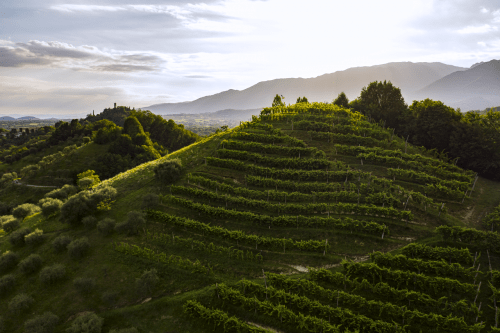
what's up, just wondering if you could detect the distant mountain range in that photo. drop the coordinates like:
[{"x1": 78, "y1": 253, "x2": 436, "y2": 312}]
[
  {"x1": 145, "y1": 60, "x2": 500, "y2": 114},
  {"x1": 0, "y1": 116, "x2": 40, "y2": 121}
]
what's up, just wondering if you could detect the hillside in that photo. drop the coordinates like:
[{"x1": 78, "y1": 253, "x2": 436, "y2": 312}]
[
  {"x1": 145, "y1": 62, "x2": 464, "y2": 114},
  {"x1": 417, "y1": 59, "x2": 500, "y2": 111},
  {"x1": 1, "y1": 103, "x2": 500, "y2": 332}
]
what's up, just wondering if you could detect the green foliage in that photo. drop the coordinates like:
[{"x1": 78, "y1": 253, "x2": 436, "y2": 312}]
[
  {"x1": 333, "y1": 91, "x2": 349, "y2": 108},
  {"x1": 39, "y1": 264, "x2": 66, "y2": 285},
  {"x1": 73, "y1": 277, "x2": 96, "y2": 295},
  {"x1": 9, "y1": 227, "x2": 32, "y2": 247},
  {"x1": 67, "y1": 237, "x2": 90, "y2": 260},
  {"x1": 101, "y1": 291, "x2": 118, "y2": 306},
  {"x1": 66, "y1": 312, "x2": 103, "y2": 333},
  {"x1": 82, "y1": 137, "x2": 91, "y2": 144},
  {"x1": 25, "y1": 229, "x2": 45, "y2": 246},
  {"x1": 0, "y1": 274, "x2": 15, "y2": 297},
  {"x1": 272, "y1": 94, "x2": 285, "y2": 107},
  {"x1": 0, "y1": 251, "x2": 18, "y2": 273},
  {"x1": 24, "y1": 312, "x2": 59, "y2": 333},
  {"x1": 296, "y1": 96, "x2": 308, "y2": 103},
  {"x1": 135, "y1": 269, "x2": 159, "y2": 297},
  {"x1": 60, "y1": 186, "x2": 117, "y2": 226},
  {"x1": 45, "y1": 184, "x2": 78, "y2": 200},
  {"x1": 77, "y1": 170, "x2": 100, "y2": 189},
  {"x1": 8, "y1": 293, "x2": 34, "y2": 314},
  {"x1": 52, "y1": 235, "x2": 72, "y2": 252},
  {"x1": 1, "y1": 215, "x2": 19, "y2": 232},
  {"x1": 108, "y1": 328, "x2": 138, "y2": 333},
  {"x1": 97, "y1": 218, "x2": 115, "y2": 236},
  {"x1": 115, "y1": 211, "x2": 145, "y2": 236},
  {"x1": 39, "y1": 198, "x2": 63, "y2": 216},
  {"x1": 141, "y1": 193, "x2": 159, "y2": 210},
  {"x1": 82, "y1": 216, "x2": 97, "y2": 229},
  {"x1": 12, "y1": 203, "x2": 40, "y2": 220},
  {"x1": 18, "y1": 254, "x2": 43, "y2": 274},
  {"x1": 153, "y1": 158, "x2": 183, "y2": 185},
  {"x1": 0, "y1": 172, "x2": 17, "y2": 185}
]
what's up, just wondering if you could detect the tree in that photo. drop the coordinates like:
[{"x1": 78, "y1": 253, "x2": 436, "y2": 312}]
[
  {"x1": 66, "y1": 312, "x2": 103, "y2": 333},
  {"x1": 272, "y1": 94, "x2": 285, "y2": 107},
  {"x1": 354, "y1": 80, "x2": 407, "y2": 129},
  {"x1": 77, "y1": 170, "x2": 100, "y2": 190},
  {"x1": 296, "y1": 96, "x2": 309, "y2": 104},
  {"x1": 135, "y1": 269, "x2": 159, "y2": 297},
  {"x1": 154, "y1": 159, "x2": 183, "y2": 185},
  {"x1": 333, "y1": 92, "x2": 349, "y2": 108},
  {"x1": 24, "y1": 312, "x2": 59, "y2": 333}
]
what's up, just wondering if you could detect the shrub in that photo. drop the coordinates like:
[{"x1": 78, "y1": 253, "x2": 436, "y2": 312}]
[
  {"x1": 153, "y1": 159, "x2": 183, "y2": 185},
  {"x1": 115, "y1": 211, "x2": 144, "y2": 236},
  {"x1": 18, "y1": 254, "x2": 42, "y2": 275},
  {"x1": 12, "y1": 203, "x2": 40, "y2": 220},
  {"x1": 52, "y1": 235, "x2": 72, "y2": 252},
  {"x1": 39, "y1": 264, "x2": 66, "y2": 285},
  {"x1": 141, "y1": 193, "x2": 159, "y2": 210},
  {"x1": 9, "y1": 293, "x2": 34, "y2": 314},
  {"x1": 83, "y1": 137, "x2": 91, "y2": 144},
  {"x1": 0, "y1": 251, "x2": 18, "y2": 273},
  {"x1": 24, "y1": 312, "x2": 59, "y2": 333},
  {"x1": 67, "y1": 237, "x2": 90, "y2": 260},
  {"x1": 1, "y1": 215, "x2": 19, "y2": 232},
  {"x1": 39, "y1": 198, "x2": 63, "y2": 216},
  {"x1": 61, "y1": 186, "x2": 117, "y2": 226},
  {"x1": 25, "y1": 229, "x2": 45, "y2": 246},
  {"x1": 109, "y1": 329, "x2": 139, "y2": 333},
  {"x1": 82, "y1": 216, "x2": 97, "y2": 229},
  {"x1": 45, "y1": 185, "x2": 77, "y2": 200},
  {"x1": 97, "y1": 218, "x2": 115, "y2": 236},
  {"x1": 135, "y1": 269, "x2": 159, "y2": 297},
  {"x1": 73, "y1": 277, "x2": 96, "y2": 294},
  {"x1": 66, "y1": 312, "x2": 104, "y2": 333},
  {"x1": 101, "y1": 290, "x2": 118, "y2": 306},
  {"x1": 9, "y1": 227, "x2": 31, "y2": 247},
  {"x1": 0, "y1": 274, "x2": 15, "y2": 297}
]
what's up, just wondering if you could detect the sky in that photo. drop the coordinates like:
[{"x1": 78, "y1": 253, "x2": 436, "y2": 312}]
[{"x1": 1, "y1": 0, "x2": 499, "y2": 118}]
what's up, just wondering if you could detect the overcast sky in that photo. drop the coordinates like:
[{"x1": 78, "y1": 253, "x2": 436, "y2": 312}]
[{"x1": 1, "y1": 0, "x2": 499, "y2": 118}]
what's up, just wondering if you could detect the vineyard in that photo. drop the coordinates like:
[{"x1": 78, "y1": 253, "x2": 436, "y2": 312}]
[{"x1": 2, "y1": 101, "x2": 500, "y2": 332}]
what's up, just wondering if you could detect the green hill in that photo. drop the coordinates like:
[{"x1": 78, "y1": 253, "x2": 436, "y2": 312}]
[{"x1": 1, "y1": 102, "x2": 500, "y2": 333}]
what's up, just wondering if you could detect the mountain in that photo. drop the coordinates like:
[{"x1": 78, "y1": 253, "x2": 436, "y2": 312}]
[
  {"x1": 145, "y1": 62, "x2": 465, "y2": 114},
  {"x1": 0, "y1": 116, "x2": 16, "y2": 121},
  {"x1": 417, "y1": 59, "x2": 500, "y2": 111},
  {"x1": 17, "y1": 116, "x2": 40, "y2": 120}
]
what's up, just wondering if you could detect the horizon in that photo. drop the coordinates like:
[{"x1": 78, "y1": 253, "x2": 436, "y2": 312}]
[{"x1": 2, "y1": 0, "x2": 500, "y2": 118}]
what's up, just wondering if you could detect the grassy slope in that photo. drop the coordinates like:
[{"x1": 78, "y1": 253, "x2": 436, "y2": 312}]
[{"x1": 1, "y1": 114, "x2": 500, "y2": 332}]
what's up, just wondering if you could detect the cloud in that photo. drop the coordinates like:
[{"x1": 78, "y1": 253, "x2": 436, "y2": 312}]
[
  {"x1": 458, "y1": 24, "x2": 498, "y2": 34},
  {"x1": 0, "y1": 39, "x2": 165, "y2": 72},
  {"x1": 184, "y1": 75, "x2": 212, "y2": 78}
]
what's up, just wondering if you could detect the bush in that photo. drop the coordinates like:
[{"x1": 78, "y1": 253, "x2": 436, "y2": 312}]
[
  {"x1": 45, "y1": 185, "x2": 77, "y2": 200},
  {"x1": 0, "y1": 274, "x2": 15, "y2": 297},
  {"x1": 135, "y1": 269, "x2": 159, "y2": 297},
  {"x1": 153, "y1": 159, "x2": 183, "y2": 185},
  {"x1": 73, "y1": 277, "x2": 96, "y2": 294},
  {"x1": 18, "y1": 254, "x2": 42, "y2": 275},
  {"x1": 9, "y1": 293, "x2": 34, "y2": 314},
  {"x1": 109, "y1": 329, "x2": 139, "y2": 333},
  {"x1": 97, "y1": 218, "x2": 115, "y2": 236},
  {"x1": 52, "y1": 235, "x2": 72, "y2": 252},
  {"x1": 67, "y1": 237, "x2": 90, "y2": 260},
  {"x1": 39, "y1": 264, "x2": 66, "y2": 285},
  {"x1": 61, "y1": 186, "x2": 117, "y2": 226},
  {"x1": 101, "y1": 290, "x2": 118, "y2": 306},
  {"x1": 0, "y1": 251, "x2": 18, "y2": 273},
  {"x1": 25, "y1": 229, "x2": 45, "y2": 246},
  {"x1": 115, "y1": 211, "x2": 144, "y2": 236},
  {"x1": 82, "y1": 216, "x2": 97, "y2": 229},
  {"x1": 83, "y1": 137, "x2": 91, "y2": 144},
  {"x1": 9, "y1": 227, "x2": 31, "y2": 247},
  {"x1": 39, "y1": 198, "x2": 63, "y2": 216},
  {"x1": 24, "y1": 312, "x2": 59, "y2": 333},
  {"x1": 12, "y1": 203, "x2": 40, "y2": 220},
  {"x1": 1, "y1": 215, "x2": 19, "y2": 232},
  {"x1": 66, "y1": 312, "x2": 104, "y2": 333},
  {"x1": 141, "y1": 193, "x2": 159, "y2": 210}
]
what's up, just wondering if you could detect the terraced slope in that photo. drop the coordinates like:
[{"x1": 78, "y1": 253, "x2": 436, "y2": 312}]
[{"x1": 1, "y1": 103, "x2": 500, "y2": 332}]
